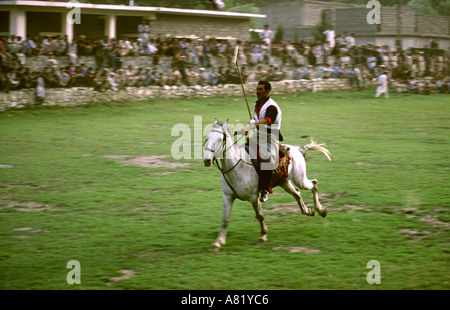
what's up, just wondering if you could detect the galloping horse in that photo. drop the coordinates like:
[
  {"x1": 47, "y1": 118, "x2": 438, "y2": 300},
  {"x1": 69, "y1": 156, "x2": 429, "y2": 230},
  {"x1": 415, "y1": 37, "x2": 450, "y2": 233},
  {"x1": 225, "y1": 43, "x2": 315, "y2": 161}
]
[{"x1": 203, "y1": 119, "x2": 331, "y2": 250}]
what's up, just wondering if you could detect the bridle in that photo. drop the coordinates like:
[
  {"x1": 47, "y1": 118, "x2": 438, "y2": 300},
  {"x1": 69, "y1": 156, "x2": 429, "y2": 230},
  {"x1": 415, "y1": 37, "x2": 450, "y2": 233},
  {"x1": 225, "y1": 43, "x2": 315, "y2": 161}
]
[{"x1": 203, "y1": 127, "x2": 252, "y2": 201}]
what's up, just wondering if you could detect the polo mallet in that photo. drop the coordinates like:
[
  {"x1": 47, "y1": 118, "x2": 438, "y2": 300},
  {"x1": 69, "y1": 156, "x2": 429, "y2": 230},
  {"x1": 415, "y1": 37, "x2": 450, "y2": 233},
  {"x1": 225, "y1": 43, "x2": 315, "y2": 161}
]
[{"x1": 233, "y1": 45, "x2": 252, "y2": 120}]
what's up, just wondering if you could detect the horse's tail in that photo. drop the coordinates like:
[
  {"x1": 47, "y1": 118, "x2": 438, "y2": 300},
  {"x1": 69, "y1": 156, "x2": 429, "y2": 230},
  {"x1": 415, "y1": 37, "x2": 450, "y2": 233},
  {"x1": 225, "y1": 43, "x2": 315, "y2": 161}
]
[{"x1": 298, "y1": 139, "x2": 332, "y2": 161}]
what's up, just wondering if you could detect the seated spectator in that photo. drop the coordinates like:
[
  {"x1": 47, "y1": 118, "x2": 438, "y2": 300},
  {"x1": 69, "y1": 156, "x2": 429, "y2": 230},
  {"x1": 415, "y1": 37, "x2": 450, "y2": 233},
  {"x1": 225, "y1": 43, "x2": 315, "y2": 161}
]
[
  {"x1": 316, "y1": 64, "x2": 332, "y2": 79},
  {"x1": 21, "y1": 36, "x2": 39, "y2": 56},
  {"x1": 134, "y1": 67, "x2": 146, "y2": 86},
  {"x1": 225, "y1": 66, "x2": 240, "y2": 84},
  {"x1": 166, "y1": 65, "x2": 182, "y2": 86},
  {"x1": 6, "y1": 68, "x2": 20, "y2": 90},
  {"x1": 272, "y1": 66, "x2": 287, "y2": 81},
  {"x1": 58, "y1": 67, "x2": 72, "y2": 87},
  {"x1": 198, "y1": 68, "x2": 209, "y2": 86},
  {"x1": 46, "y1": 54, "x2": 58, "y2": 68},
  {"x1": 125, "y1": 65, "x2": 137, "y2": 86},
  {"x1": 185, "y1": 66, "x2": 199, "y2": 86},
  {"x1": 217, "y1": 66, "x2": 227, "y2": 85},
  {"x1": 84, "y1": 67, "x2": 97, "y2": 87},
  {"x1": 52, "y1": 35, "x2": 67, "y2": 56},
  {"x1": 301, "y1": 65, "x2": 312, "y2": 80},
  {"x1": 330, "y1": 64, "x2": 343, "y2": 78},
  {"x1": 292, "y1": 64, "x2": 302, "y2": 80},
  {"x1": 40, "y1": 35, "x2": 53, "y2": 55},
  {"x1": 208, "y1": 67, "x2": 221, "y2": 86},
  {"x1": 150, "y1": 68, "x2": 163, "y2": 86},
  {"x1": 140, "y1": 67, "x2": 153, "y2": 86},
  {"x1": 94, "y1": 69, "x2": 111, "y2": 92},
  {"x1": 116, "y1": 69, "x2": 127, "y2": 89},
  {"x1": 254, "y1": 65, "x2": 268, "y2": 81},
  {"x1": 6, "y1": 35, "x2": 22, "y2": 55},
  {"x1": 45, "y1": 66, "x2": 61, "y2": 88}
]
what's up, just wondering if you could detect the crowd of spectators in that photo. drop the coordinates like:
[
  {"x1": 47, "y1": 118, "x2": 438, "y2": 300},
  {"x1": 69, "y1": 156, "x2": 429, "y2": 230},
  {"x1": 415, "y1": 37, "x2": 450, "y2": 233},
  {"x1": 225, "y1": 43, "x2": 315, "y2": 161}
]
[{"x1": 0, "y1": 25, "x2": 449, "y2": 99}]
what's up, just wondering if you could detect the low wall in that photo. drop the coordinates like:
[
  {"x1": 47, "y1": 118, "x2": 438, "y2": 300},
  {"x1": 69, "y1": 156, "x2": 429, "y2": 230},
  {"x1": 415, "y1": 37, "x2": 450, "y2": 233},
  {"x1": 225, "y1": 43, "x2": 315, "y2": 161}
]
[{"x1": 0, "y1": 79, "x2": 377, "y2": 112}]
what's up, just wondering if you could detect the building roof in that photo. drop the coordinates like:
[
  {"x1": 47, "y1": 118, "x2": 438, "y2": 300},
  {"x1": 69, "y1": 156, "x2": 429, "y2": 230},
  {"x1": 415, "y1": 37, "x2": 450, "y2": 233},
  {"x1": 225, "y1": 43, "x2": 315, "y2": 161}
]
[{"x1": 0, "y1": 1, "x2": 266, "y2": 19}]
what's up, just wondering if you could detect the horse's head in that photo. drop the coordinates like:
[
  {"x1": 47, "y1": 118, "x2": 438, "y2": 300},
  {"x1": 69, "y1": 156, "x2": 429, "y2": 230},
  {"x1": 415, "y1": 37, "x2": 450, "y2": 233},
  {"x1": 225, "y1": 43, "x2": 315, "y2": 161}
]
[{"x1": 203, "y1": 119, "x2": 228, "y2": 167}]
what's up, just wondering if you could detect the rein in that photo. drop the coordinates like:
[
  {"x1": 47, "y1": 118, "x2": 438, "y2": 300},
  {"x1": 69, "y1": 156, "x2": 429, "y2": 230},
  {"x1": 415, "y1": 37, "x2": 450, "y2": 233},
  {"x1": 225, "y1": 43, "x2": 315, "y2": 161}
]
[{"x1": 204, "y1": 129, "x2": 251, "y2": 201}]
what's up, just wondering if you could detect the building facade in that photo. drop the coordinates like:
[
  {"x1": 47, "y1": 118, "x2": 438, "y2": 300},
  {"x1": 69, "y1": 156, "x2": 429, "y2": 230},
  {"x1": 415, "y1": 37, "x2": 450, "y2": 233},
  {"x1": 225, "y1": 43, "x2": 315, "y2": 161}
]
[
  {"x1": 258, "y1": 0, "x2": 449, "y2": 50},
  {"x1": 0, "y1": 1, "x2": 265, "y2": 41}
]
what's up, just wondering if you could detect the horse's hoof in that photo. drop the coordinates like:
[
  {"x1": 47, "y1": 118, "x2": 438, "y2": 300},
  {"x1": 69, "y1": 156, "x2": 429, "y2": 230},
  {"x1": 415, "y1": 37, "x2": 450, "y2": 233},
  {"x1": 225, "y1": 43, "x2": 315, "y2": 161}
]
[
  {"x1": 210, "y1": 242, "x2": 222, "y2": 251},
  {"x1": 319, "y1": 209, "x2": 327, "y2": 218},
  {"x1": 302, "y1": 209, "x2": 315, "y2": 216},
  {"x1": 258, "y1": 235, "x2": 268, "y2": 243}
]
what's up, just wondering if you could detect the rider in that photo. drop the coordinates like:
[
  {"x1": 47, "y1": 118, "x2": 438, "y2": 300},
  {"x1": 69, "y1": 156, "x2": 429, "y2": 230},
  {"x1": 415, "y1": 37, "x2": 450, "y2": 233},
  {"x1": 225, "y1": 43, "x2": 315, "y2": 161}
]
[{"x1": 239, "y1": 80, "x2": 283, "y2": 202}]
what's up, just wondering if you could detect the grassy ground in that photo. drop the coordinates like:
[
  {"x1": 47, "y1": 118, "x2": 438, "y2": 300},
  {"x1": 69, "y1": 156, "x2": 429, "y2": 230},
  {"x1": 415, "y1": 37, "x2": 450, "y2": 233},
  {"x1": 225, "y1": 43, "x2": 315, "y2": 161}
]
[{"x1": 0, "y1": 89, "x2": 448, "y2": 290}]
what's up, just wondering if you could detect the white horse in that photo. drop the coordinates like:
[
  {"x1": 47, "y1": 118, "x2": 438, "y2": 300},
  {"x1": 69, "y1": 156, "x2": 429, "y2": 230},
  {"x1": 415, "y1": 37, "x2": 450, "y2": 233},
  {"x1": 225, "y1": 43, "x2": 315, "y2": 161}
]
[{"x1": 203, "y1": 119, "x2": 331, "y2": 250}]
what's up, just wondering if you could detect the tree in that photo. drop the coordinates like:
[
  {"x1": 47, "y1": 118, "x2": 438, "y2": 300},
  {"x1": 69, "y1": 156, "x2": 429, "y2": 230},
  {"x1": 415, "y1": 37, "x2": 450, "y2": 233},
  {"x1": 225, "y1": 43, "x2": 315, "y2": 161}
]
[
  {"x1": 312, "y1": 10, "x2": 330, "y2": 42},
  {"x1": 405, "y1": 0, "x2": 439, "y2": 15},
  {"x1": 274, "y1": 25, "x2": 284, "y2": 43}
]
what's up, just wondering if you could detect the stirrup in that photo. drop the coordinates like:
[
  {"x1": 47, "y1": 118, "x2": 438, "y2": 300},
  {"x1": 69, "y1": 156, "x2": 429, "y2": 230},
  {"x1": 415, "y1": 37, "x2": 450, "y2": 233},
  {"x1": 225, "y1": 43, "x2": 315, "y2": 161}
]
[{"x1": 260, "y1": 190, "x2": 269, "y2": 202}]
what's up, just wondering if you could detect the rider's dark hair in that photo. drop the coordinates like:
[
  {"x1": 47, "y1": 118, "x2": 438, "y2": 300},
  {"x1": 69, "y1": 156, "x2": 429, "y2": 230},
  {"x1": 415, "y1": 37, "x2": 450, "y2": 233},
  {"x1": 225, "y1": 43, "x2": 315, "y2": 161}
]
[{"x1": 258, "y1": 80, "x2": 272, "y2": 92}]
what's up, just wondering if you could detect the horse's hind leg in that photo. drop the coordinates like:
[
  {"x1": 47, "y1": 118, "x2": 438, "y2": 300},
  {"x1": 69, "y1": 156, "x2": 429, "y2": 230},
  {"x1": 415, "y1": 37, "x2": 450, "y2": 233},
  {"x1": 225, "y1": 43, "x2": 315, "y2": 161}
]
[
  {"x1": 306, "y1": 179, "x2": 327, "y2": 218},
  {"x1": 252, "y1": 198, "x2": 268, "y2": 243},
  {"x1": 210, "y1": 194, "x2": 235, "y2": 251},
  {"x1": 281, "y1": 180, "x2": 315, "y2": 216}
]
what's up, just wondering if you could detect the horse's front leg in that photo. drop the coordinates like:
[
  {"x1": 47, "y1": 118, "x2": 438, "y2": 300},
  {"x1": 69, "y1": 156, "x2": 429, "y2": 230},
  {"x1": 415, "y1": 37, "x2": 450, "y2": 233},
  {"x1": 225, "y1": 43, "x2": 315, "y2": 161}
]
[
  {"x1": 210, "y1": 194, "x2": 235, "y2": 251},
  {"x1": 252, "y1": 198, "x2": 268, "y2": 243}
]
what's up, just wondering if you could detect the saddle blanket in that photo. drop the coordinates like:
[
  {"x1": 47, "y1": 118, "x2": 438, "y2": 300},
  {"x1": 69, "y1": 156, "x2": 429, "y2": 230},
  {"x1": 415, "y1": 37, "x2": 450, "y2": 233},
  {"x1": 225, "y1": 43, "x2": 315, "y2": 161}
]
[{"x1": 270, "y1": 144, "x2": 290, "y2": 191}]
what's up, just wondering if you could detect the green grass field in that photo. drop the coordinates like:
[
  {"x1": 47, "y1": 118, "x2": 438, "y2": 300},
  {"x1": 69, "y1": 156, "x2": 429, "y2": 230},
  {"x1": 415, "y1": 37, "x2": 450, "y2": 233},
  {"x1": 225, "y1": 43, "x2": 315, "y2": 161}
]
[{"x1": 0, "y1": 89, "x2": 448, "y2": 290}]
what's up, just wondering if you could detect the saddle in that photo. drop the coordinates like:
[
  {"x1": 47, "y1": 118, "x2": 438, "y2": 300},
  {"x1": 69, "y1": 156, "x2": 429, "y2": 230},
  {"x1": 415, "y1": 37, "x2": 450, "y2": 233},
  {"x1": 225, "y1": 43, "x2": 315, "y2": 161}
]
[{"x1": 245, "y1": 143, "x2": 291, "y2": 191}]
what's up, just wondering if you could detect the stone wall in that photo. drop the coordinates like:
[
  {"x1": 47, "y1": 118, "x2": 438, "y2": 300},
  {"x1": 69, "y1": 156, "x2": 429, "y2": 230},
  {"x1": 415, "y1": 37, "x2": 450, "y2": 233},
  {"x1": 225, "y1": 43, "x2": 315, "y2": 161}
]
[{"x1": 0, "y1": 78, "x2": 377, "y2": 113}]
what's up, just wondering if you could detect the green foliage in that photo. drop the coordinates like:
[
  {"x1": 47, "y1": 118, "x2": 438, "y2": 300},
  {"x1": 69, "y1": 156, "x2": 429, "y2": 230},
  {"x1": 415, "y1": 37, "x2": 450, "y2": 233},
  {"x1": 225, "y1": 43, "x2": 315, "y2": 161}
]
[
  {"x1": 405, "y1": 0, "x2": 439, "y2": 15},
  {"x1": 312, "y1": 10, "x2": 330, "y2": 42},
  {"x1": 274, "y1": 24, "x2": 284, "y2": 43}
]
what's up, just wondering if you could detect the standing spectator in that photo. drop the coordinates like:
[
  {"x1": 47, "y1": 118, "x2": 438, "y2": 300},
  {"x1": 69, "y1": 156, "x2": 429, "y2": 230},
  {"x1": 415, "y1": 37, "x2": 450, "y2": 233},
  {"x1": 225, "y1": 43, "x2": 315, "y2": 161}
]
[
  {"x1": 35, "y1": 71, "x2": 45, "y2": 104},
  {"x1": 375, "y1": 69, "x2": 389, "y2": 98},
  {"x1": 323, "y1": 25, "x2": 336, "y2": 49},
  {"x1": 138, "y1": 20, "x2": 150, "y2": 45},
  {"x1": 68, "y1": 39, "x2": 78, "y2": 65},
  {"x1": 259, "y1": 25, "x2": 274, "y2": 53}
]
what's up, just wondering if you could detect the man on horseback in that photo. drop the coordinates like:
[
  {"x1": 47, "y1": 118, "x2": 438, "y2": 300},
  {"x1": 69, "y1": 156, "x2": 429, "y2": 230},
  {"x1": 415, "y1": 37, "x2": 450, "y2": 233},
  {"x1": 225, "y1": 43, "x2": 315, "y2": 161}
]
[{"x1": 239, "y1": 80, "x2": 283, "y2": 202}]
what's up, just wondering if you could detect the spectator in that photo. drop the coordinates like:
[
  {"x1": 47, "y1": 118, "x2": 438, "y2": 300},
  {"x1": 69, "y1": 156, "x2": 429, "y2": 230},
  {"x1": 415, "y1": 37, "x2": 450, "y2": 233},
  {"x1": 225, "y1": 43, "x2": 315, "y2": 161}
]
[
  {"x1": 138, "y1": 20, "x2": 150, "y2": 45},
  {"x1": 40, "y1": 36, "x2": 53, "y2": 55},
  {"x1": 323, "y1": 25, "x2": 335, "y2": 49},
  {"x1": 208, "y1": 66, "x2": 221, "y2": 86},
  {"x1": 198, "y1": 68, "x2": 209, "y2": 86},
  {"x1": 254, "y1": 65, "x2": 268, "y2": 81},
  {"x1": 185, "y1": 66, "x2": 199, "y2": 86},
  {"x1": 35, "y1": 71, "x2": 45, "y2": 103},
  {"x1": 166, "y1": 65, "x2": 182, "y2": 86},
  {"x1": 259, "y1": 25, "x2": 274, "y2": 53}
]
